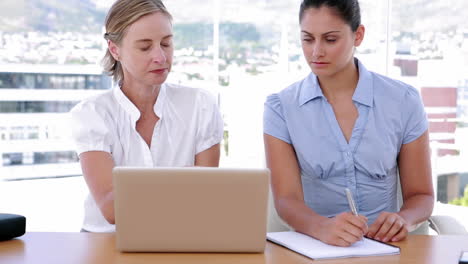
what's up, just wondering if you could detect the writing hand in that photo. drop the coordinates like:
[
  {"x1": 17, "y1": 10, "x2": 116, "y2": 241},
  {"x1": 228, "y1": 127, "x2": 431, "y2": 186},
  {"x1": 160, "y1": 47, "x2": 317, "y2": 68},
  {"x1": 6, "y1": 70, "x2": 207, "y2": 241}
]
[{"x1": 317, "y1": 212, "x2": 368, "y2": 247}]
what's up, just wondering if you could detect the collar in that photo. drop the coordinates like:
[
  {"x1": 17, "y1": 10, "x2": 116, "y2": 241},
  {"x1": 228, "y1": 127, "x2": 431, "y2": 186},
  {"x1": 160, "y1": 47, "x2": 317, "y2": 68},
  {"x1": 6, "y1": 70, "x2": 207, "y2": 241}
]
[
  {"x1": 352, "y1": 58, "x2": 373, "y2": 107},
  {"x1": 153, "y1": 83, "x2": 166, "y2": 119},
  {"x1": 298, "y1": 58, "x2": 374, "y2": 107},
  {"x1": 113, "y1": 83, "x2": 167, "y2": 124},
  {"x1": 299, "y1": 73, "x2": 324, "y2": 106}
]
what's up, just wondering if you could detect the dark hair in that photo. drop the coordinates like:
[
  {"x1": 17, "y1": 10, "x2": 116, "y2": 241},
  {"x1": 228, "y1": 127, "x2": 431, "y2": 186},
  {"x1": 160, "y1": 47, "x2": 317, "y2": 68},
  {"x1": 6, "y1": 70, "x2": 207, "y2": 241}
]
[{"x1": 299, "y1": 0, "x2": 361, "y2": 32}]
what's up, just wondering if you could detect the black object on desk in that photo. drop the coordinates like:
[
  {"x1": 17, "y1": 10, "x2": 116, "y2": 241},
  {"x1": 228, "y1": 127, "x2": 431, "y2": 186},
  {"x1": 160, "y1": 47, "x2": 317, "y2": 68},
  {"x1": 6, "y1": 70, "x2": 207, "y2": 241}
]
[
  {"x1": 0, "y1": 213, "x2": 26, "y2": 241},
  {"x1": 460, "y1": 251, "x2": 468, "y2": 264}
]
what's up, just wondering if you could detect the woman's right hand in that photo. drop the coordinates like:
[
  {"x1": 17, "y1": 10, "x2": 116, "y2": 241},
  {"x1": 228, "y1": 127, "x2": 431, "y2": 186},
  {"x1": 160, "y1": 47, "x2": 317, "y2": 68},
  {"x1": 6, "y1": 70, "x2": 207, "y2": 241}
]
[{"x1": 317, "y1": 212, "x2": 368, "y2": 247}]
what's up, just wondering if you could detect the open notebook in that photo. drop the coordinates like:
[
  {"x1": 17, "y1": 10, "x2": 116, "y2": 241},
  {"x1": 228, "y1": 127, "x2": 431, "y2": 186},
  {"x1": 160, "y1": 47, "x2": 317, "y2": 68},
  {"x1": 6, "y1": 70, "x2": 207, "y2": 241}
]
[{"x1": 267, "y1": 231, "x2": 400, "y2": 260}]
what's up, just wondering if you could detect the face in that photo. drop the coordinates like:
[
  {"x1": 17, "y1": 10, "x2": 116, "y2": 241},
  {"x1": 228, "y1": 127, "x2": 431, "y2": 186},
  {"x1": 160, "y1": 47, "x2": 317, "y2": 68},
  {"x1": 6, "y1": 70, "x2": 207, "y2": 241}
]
[
  {"x1": 300, "y1": 7, "x2": 364, "y2": 78},
  {"x1": 109, "y1": 12, "x2": 173, "y2": 88}
]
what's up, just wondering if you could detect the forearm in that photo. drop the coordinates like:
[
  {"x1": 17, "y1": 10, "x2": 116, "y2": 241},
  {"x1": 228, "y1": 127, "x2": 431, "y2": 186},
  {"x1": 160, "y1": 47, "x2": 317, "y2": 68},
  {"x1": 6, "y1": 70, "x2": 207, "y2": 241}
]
[
  {"x1": 79, "y1": 151, "x2": 117, "y2": 225},
  {"x1": 195, "y1": 144, "x2": 220, "y2": 167},
  {"x1": 399, "y1": 194, "x2": 434, "y2": 230},
  {"x1": 97, "y1": 191, "x2": 115, "y2": 225},
  {"x1": 276, "y1": 197, "x2": 329, "y2": 239}
]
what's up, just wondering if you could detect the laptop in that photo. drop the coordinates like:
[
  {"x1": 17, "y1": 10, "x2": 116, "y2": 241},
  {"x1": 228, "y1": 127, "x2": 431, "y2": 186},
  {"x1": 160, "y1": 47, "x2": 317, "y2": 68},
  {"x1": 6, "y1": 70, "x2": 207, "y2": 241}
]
[{"x1": 113, "y1": 167, "x2": 270, "y2": 252}]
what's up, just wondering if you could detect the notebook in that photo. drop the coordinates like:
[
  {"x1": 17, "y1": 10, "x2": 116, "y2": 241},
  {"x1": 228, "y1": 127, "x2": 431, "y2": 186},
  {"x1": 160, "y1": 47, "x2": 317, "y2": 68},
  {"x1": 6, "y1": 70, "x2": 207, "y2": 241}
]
[
  {"x1": 113, "y1": 167, "x2": 270, "y2": 252},
  {"x1": 267, "y1": 231, "x2": 400, "y2": 260}
]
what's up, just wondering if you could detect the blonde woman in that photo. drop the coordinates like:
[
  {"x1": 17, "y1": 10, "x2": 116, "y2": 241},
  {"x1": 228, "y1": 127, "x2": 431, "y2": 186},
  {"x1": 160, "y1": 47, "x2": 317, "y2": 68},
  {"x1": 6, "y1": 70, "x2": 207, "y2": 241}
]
[{"x1": 71, "y1": 0, "x2": 223, "y2": 232}]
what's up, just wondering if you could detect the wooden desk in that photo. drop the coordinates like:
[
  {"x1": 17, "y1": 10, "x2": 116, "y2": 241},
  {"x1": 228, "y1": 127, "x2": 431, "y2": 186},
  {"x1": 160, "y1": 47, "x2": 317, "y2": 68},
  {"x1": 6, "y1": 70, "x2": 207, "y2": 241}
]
[{"x1": 1, "y1": 233, "x2": 467, "y2": 264}]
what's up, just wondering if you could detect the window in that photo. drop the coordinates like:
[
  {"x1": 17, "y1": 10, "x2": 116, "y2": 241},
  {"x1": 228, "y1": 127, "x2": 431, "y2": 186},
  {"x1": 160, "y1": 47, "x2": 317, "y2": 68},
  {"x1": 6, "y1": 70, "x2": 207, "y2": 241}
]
[
  {"x1": 1, "y1": 0, "x2": 467, "y2": 232},
  {"x1": 390, "y1": 0, "x2": 468, "y2": 205}
]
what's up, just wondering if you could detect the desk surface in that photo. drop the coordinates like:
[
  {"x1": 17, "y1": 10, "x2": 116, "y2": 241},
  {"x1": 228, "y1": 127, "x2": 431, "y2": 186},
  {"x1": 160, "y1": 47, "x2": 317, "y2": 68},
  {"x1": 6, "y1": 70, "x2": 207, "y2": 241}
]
[{"x1": 1, "y1": 232, "x2": 467, "y2": 264}]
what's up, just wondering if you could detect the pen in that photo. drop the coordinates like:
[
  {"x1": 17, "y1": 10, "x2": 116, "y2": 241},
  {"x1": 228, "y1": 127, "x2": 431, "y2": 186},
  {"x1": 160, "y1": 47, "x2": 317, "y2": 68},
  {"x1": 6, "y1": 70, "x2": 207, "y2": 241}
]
[
  {"x1": 345, "y1": 188, "x2": 358, "y2": 216},
  {"x1": 346, "y1": 188, "x2": 367, "y2": 242}
]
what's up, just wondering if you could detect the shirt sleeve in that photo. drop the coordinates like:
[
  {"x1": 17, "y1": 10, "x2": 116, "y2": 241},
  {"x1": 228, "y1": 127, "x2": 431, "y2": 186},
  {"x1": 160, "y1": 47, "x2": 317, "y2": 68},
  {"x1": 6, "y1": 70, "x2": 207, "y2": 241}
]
[
  {"x1": 401, "y1": 86, "x2": 428, "y2": 144},
  {"x1": 195, "y1": 91, "x2": 224, "y2": 154},
  {"x1": 70, "y1": 101, "x2": 112, "y2": 155},
  {"x1": 263, "y1": 93, "x2": 291, "y2": 144}
]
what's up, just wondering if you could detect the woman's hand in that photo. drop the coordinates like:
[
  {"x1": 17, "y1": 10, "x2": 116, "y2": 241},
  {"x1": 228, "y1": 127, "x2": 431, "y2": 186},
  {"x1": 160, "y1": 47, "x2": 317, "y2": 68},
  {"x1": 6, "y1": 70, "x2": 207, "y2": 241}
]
[
  {"x1": 317, "y1": 212, "x2": 368, "y2": 247},
  {"x1": 366, "y1": 212, "x2": 408, "y2": 242}
]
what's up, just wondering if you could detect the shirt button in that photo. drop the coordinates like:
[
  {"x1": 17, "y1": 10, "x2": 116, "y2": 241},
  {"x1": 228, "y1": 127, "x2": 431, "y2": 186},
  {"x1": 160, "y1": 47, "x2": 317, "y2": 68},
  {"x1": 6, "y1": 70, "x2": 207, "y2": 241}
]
[{"x1": 347, "y1": 152, "x2": 351, "y2": 157}]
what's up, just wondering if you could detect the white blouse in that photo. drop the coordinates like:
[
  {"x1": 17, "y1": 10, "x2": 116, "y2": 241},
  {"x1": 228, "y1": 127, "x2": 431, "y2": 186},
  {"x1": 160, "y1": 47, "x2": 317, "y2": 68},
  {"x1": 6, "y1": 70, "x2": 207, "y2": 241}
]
[{"x1": 70, "y1": 83, "x2": 224, "y2": 232}]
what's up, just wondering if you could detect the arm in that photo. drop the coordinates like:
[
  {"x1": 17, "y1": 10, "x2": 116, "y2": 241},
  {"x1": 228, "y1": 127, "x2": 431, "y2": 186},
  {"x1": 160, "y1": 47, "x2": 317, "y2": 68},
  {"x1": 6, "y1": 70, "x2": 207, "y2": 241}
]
[
  {"x1": 264, "y1": 134, "x2": 368, "y2": 247},
  {"x1": 195, "y1": 143, "x2": 220, "y2": 167},
  {"x1": 399, "y1": 130, "x2": 434, "y2": 226},
  {"x1": 367, "y1": 130, "x2": 434, "y2": 242},
  {"x1": 80, "y1": 142, "x2": 219, "y2": 225},
  {"x1": 79, "y1": 151, "x2": 116, "y2": 224}
]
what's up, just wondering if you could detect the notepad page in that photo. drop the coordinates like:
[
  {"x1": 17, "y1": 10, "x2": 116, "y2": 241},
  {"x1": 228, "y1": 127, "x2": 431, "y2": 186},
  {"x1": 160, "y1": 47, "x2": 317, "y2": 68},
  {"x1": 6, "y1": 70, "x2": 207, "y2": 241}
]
[{"x1": 267, "y1": 231, "x2": 400, "y2": 260}]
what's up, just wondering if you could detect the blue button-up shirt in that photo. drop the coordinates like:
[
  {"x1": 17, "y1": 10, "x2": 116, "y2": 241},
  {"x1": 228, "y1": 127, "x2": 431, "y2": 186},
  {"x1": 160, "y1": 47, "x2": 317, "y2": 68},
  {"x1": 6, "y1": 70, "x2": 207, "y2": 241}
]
[{"x1": 263, "y1": 59, "x2": 428, "y2": 224}]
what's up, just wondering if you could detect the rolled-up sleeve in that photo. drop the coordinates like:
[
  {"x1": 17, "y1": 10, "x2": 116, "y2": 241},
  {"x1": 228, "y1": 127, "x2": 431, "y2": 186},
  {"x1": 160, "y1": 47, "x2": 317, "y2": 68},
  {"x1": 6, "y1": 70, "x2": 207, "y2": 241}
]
[
  {"x1": 263, "y1": 94, "x2": 291, "y2": 144},
  {"x1": 70, "y1": 102, "x2": 112, "y2": 155}
]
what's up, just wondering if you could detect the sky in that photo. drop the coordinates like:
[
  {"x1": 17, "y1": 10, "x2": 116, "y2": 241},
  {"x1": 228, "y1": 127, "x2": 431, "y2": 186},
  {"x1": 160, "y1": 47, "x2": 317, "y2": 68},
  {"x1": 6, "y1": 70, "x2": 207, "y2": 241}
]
[{"x1": 91, "y1": 0, "x2": 113, "y2": 9}]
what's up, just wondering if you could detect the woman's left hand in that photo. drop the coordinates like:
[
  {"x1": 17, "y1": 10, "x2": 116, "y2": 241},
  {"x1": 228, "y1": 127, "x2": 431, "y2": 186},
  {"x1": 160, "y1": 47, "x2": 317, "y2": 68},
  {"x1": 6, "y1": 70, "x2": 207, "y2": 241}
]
[{"x1": 366, "y1": 212, "x2": 408, "y2": 242}]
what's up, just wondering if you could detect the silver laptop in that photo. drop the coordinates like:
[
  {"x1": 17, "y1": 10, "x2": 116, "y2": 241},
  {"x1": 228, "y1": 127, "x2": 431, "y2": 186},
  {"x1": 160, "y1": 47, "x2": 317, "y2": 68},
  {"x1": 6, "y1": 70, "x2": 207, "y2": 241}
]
[{"x1": 113, "y1": 167, "x2": 269, "y2": 252}]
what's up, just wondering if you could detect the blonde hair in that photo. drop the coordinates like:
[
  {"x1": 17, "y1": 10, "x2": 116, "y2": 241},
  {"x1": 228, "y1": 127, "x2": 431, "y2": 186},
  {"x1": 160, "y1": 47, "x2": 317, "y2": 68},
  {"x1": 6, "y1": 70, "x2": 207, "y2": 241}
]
[{"x1": 102, "y1": 0, "x2": 172, "y2": 84}]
